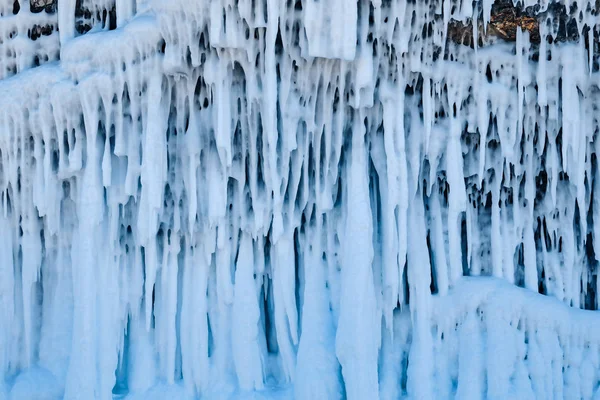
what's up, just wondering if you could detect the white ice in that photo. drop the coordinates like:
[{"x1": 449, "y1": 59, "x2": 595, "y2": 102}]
[{"x1": 0, "y1": 0, "x2": 599, "y2": 399}]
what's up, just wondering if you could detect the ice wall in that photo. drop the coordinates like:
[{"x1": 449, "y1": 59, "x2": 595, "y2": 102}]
[{"x1": 0, "y1": 0, "x2": 600, "y2": 399}]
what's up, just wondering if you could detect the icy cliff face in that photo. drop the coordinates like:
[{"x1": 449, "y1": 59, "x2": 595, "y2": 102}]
[{"x1": 1, "y1": 0, "x2": 600, "y2": 399}]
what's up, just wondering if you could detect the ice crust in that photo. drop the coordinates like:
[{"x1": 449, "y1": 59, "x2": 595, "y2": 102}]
[{"x1": 0, "y1": 0, "x2": 600, "y2": 399}]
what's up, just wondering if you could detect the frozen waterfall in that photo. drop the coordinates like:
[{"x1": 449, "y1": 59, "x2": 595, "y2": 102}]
[{"x1": 0, "y1": 0, "x2": 600, "y2": 398}]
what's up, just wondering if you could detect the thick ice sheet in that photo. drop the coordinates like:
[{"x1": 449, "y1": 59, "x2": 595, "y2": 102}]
[{"x1": 0, "y1": 0, "x2": 599, "y2": 399}]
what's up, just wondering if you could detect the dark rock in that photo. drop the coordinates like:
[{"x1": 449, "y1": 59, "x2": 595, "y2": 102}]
[
  {"x1": 30, "y1": 0, "x2": 54, "y2": 13},
  {"x1": 29, "y1": 24, "x2": 54, "y2": 41},
  {"x1": 448, "y1": 0, "x2": 598, "y2": 46}
]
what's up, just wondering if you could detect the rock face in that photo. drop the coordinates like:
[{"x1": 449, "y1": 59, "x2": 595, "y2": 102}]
[
  {"x1": 0, "y1": 0, "x2": 600, "y2": 399},
  {"x1": 30, "y1": 0, "x2": 55, "y2": 13},
  {"x1": 448, "y1": 0, "x2": 600, "y2": 48}
]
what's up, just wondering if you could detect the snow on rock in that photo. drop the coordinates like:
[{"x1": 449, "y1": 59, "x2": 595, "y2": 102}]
[{"x1": 0, "y1": 0, "x2": 599, "y2": 398}]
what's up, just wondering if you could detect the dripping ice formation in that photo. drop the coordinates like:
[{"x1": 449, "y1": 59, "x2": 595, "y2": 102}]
[{"x1": 0, "y1": 0, "x2": 600, "y2": 398}]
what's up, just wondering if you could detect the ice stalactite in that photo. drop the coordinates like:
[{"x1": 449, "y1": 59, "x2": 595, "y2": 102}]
[
  {"x1": 1, "y1": 0, "x2": 600, "y2": 399},
  {"x1": 335, "y1": 115, "x2": 380, "y2": 400}
]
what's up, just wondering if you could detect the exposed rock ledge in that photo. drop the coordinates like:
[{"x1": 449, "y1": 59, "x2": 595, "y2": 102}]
[{"x1": 448, "y1": 0, "x2": 599, "y2": 47}]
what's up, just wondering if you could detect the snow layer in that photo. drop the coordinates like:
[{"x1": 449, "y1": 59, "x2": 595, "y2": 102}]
[{"x1": 0, "y1": 0, "x2": 600, "y2": 399}]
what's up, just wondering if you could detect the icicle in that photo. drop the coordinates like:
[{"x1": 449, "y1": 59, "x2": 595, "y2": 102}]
[
  {"x1": 0, "y1": 217, "x2": 14, "y2": 376},
  {"x1": 335, "y1": 112, "x2": 379, "y2": 400},
  {"x1": 232, "y1": 233, "x2": 265, "y2": 390},
  {"x1": 406, "y1": 186, "x2": 434, "y2": 400},
  {"x1": 446, "y1": 104, "x2": 467, "y2": 285},
  {"x1": 381, "y1": 94, "x2": 401, "y2": 326},
  {"x1": 180, "y1": 243, "x2": 210, "y2": 396},
  {"x1": 295, "y1": 220, "x2": 341, "y2": 399},
  {"x1": 272, "y1": 232, "x2": 299, "y2": 381},
  {"x1": 64, "y1": 85, "x2": 105, "y2": 400},
  {"x1": 431, "y1": 189, "x2": 449, "y2": 296},
  {"x1": 138, "y1": 71, "x2": 169, "y2": 330},
  {"x1": 58, "y1": 0, "x2": 76, "y2": 47},
  {"x1": 116, "y1": 0, "x2": 136, "y2": 27}
]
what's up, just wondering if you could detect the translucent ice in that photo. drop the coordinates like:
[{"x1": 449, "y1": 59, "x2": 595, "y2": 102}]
[{"x1": 0, "y1": 0, "x2": 599, "y2": 398}]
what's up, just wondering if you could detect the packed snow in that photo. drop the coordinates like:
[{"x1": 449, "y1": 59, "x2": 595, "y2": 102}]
[{"x1": 0, "y1": 0, "x2": 600, "y2": 399}]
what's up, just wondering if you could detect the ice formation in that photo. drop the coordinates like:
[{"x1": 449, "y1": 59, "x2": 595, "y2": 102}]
[{"x1": 0, "y1": 0, "x2": 600, "y2": 399}]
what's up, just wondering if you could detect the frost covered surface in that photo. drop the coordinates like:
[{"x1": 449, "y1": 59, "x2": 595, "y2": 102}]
[{"x1": 1, "y1": 0, "x2": 600, "y2": 399}]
